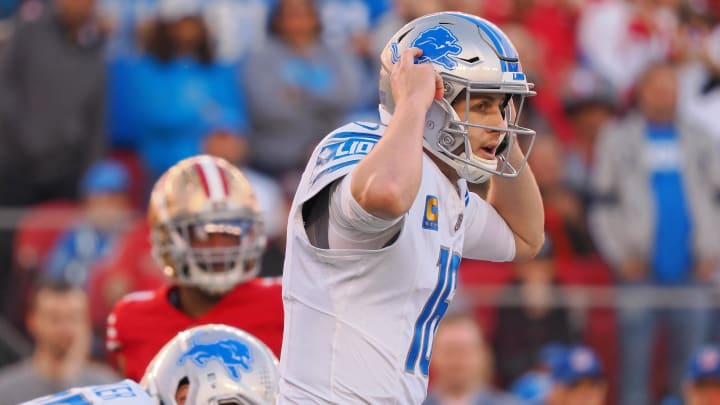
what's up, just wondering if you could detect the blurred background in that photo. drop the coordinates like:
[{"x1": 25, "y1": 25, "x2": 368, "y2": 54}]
[{"x1": 0, "y1": 0, "x2": 718, "y2": 404}]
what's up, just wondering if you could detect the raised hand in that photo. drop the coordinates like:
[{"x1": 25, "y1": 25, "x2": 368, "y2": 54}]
[{"x1": 390, "y1": 47, "x2": 444, "y2": 113}]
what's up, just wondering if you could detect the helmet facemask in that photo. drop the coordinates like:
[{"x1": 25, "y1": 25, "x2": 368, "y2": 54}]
[
  {"x1": 423, "y1": 74, "x2": 537, "y2": 183},
  {"x1": 153, "y1": 209, "x2": 267, "y2": 295}
]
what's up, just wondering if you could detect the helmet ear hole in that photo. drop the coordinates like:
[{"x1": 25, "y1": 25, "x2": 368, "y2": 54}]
[{"x1": 423, "y1": 101, "x2": 451, "y2": 146}]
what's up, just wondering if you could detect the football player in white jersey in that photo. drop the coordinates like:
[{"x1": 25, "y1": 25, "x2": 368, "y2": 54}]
[
  {"x1": 19, "y1": 379, "x2": 155, "y2": 405},
  {"x1": 279, "y1": 11, "x2": 545, "y2": 405},
  {"x1": 22, "y1": 324, "x2": 280, "y2": 405}
]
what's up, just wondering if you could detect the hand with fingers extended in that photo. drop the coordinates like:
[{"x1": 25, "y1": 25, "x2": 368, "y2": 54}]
[{"x1": 390, "y1": 47, "x2": 444, "y2": 113}]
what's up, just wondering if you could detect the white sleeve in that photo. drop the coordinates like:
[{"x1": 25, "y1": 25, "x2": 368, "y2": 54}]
[
  {"x1": 462, "y1": 192, "x2": 516, "y2": 262},
  {"x1": 327, "y1": 174, "x2": 404, "y2": 250}
]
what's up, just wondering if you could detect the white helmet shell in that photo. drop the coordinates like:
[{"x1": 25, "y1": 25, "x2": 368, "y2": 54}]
[{"x1": 141, "y1": 324, "x2": 280, "y2": 405}]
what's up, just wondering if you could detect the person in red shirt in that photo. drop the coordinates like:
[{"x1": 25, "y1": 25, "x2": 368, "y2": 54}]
[{"x1": 106, "y1": 155, "x2": 283, "y2": 381}]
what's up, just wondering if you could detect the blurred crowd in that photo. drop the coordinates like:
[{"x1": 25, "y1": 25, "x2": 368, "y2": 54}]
[{"x1": 0, "y1": 0, "x2": 719, "y2": 404}]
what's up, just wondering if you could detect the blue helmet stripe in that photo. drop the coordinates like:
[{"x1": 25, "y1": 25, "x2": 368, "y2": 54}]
[
  {"x1": 448, "y1": 13, "x2": 519, "y2": 72},
  {"x1": 476, "y1": 21, "x2": 512, "y2": 72}
]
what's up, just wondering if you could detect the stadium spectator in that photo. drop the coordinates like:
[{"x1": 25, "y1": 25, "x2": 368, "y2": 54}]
[
  {"x1": 0, "y1": 0, "x2": 107, "y2": 315},
  {"x1": 424, "y1": 312, "x2": 527, "y2": 405},
  {"x1": 589, "y1": 61, "x2": 720, "y2": 405},
  {"x1": 42, "y1": 160, "x2": 138, "y2": 358},
  {"x1": 684, "y1": 345, "x2": 720, "y2": 405},
  {"x1": 44, "y1": 160, "x2": 133, "y2": 289},
  {"x1": 561, "y1": 68, "x2": 617, "y2": 211},
  {"x1": 0, "y1": 0, "x2": 107, "y2": 201},
  {"x1": 131, "y1": 6, "x2": 247, "y2": 183},
  {"x1": 547, "y1": 345, "x2": 607, "y2": 405},
  {"x1": 243, "y1": 0, "x2": 363, "y2": 187},
  {"x1": 510, "y1": 343, "x2": 568, "y2": 405},
  {"x1": 103, "y1": 0, "x2": 159, "y2": 152},
  {"x1": 493, "y1": 239, "x2": 577, "y2": 388},
  {"x1": 0, "y1": 280, "x2": 118, "y2": 404}
]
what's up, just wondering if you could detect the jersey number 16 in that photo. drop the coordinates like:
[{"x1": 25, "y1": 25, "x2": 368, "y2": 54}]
[{"x1": 405, "y1": 246, "x2": 460, "y2": 377}]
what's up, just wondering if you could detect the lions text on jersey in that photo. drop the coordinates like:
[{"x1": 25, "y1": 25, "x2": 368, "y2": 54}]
[{"x1": 278, "y1": 122, "x2": 516, "y2": 404}]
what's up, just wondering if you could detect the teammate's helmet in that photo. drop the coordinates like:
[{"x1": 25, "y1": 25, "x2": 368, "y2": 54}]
[
  {"x1": 141, "y1": 324, "x2": 280, "y2": 405},
  {"x1": 379, "y1": 12, "x2": 536, "y2": 183},
  {"x1": 148, "y1": 155, "x2": 266, "y2": 295}
]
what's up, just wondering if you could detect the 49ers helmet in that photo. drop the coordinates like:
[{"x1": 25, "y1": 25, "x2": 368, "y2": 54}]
[{"x1": 148, "y1": 155, "x2": 266, "y2": 295}]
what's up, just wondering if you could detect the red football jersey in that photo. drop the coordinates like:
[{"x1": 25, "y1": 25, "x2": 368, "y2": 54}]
[{"x1": 106, "y1": 278, "x2": 283, "y2": 381}]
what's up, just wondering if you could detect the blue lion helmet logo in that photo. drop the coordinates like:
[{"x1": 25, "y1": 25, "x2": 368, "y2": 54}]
[
  {"x1": 177, "y1": 337, "x2": 253, "y2": 381},
  {"x1": 411, "y1": 26, "x2": 463, "y2": 70}
]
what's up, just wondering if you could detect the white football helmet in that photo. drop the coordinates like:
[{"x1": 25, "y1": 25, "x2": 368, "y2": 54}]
[
  {"x1": 148, "y1": 155, "x2": 267, "y2": 295},
  {"x1": 141, "y1": 324, "x2": 280, "y2": 405},
  {"x1": 379, "y1": 12, "x2": 536, "y2": 183}
]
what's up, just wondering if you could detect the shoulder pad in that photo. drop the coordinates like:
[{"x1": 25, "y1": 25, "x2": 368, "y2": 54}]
[{"x1": 301, "y1": 122, "x2": 384, "y2": 201}]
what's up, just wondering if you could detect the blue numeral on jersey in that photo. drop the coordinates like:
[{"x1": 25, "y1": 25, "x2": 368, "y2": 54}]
[
  {"x1": 94, "y1": 385, "x2": 137, "y2": 400},
  {"x1": 405, "y1": 246, "x2": 461, "y2": 376}
]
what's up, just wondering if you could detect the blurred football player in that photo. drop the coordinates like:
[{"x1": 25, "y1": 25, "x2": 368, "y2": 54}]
[
  {"x1": 107, "y1": 155, "x2": 283, "y2": 381},
  {"x1": 142, "y1": 323, "x2": 280, "y2": 405},
  {"x1": 21, "y1": 324, "x2": 280, "y2": 405},
  {"x1": 684, "y1": 345, "x2": 720, "y2": 405},
  {"x1": 279, "y1": 11, "x2": 544, "y2": 403}
]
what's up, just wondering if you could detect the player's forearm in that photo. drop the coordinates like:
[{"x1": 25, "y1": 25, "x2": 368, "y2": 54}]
[
  {"x1": 487, "y1": 142, "x2": 545, "y2": 260},
  {"x1": 351, "y1": 103, "x2": 427, "y2": 219}
]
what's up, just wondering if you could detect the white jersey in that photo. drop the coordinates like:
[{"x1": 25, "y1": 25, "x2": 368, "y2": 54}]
[
  {"x1": 20, "y1": 380, "x2": 154, "y2": 405},
  {"x1": 279, "y1": 122, "x2": 516, "y2": 404}
]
